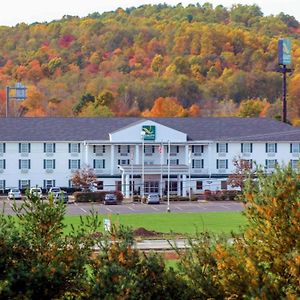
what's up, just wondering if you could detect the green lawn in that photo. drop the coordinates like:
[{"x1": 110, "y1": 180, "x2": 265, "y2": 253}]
[{"x1": 63, "y1": 212, "x2": 247, "y2": 236}]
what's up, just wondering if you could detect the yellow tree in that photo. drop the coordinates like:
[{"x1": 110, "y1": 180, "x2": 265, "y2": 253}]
[{"x1": 237, "y1": 98, "x2": 270, "y2": 117}]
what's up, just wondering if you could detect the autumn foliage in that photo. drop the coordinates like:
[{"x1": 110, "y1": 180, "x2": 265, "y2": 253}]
[
  {"x1": 0, "y1": 4, "x2": 299, "y2": 119},
  {"x1": 179, "y1": 165, "x2": 300, "y2": 298}
]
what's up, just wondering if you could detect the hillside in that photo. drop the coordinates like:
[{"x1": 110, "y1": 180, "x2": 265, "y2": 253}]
[{"x1": 0, "y1": 3, "x2": 300, "y2": 122}]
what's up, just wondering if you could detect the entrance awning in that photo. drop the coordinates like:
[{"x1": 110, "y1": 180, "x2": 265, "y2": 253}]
[{"x1": 119, "y1": 164, "x2": 189, "y2": 175}]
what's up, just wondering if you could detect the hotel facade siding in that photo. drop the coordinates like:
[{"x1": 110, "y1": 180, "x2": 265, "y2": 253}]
[{"x1": 0, "y1": 117, "x2": 299, "y2": 197}]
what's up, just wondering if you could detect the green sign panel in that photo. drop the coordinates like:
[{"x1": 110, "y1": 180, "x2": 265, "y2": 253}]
[
  {"x1": 278, "y1": 38, "x2": 291, "y2": 65},
  {"x1": 142, "y1": 125, "x2": 156, "y2": 140}
]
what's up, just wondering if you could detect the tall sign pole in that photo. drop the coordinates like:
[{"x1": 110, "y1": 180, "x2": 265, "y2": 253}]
[
  {"x1": 277, "y1": 38, "x2": 292, "y2": 123},
  {"x1": 6, "y1": 82, "x2": 27, "y2": 117}
]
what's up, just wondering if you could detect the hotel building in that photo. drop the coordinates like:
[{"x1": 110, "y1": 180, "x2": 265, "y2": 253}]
[{"x1": 0, "y1": 117, "x2": 299, "y2": 197}]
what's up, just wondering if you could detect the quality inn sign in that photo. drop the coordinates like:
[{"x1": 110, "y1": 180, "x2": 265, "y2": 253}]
[{"x1": 142, "y1": 125, "x2": 156, "y2": 140}]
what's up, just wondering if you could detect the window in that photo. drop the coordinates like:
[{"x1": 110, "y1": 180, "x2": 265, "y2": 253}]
[
  {"x1": 216, "y1": 159, "x2": 228, "y2": 169},
  {"x1": 94, "y1": 159, "x2": 105, "y2": 169},
  {"x1": 196, "y1": 181, "x2": 203, "y2": 190},
  {"x1": 69, "y1": 159, "x2": 80, "y2": 170},
  {"x1": 169, "y1": 145, "x2": 179, "y2": 155},
  {"x1": 19, "y1": 159, "x2": 30, "y2": 170},
  {"x1": 19, "y1": 180, "x2": 30, "y2": 189},
  {"x1": 69, "y1": 143, "x2": 80, "y2": 154},
  {"x1": 266, "y1": 159, "x2": 277, "y2": 169},
  {"x1": 290, "y1": 159, "x2": 299, "y2": 170},
  {"x1": 144, "y1": 145, "x2": 155, "y2": 155},
  {"x1": 44, "y1": 159, "x2": 55, "y2": 170},
  {"x1": 165, "y1": 181, "x2": 177, "y2": 193},
  {"x1": 95, "y1": 181, "x2": 104, "y2": 190},
  {"x1": 192, "y1": 159, "x2": 204, "y2": 169},
  {"x1": 69, "y1": 180, "x2": 75, "y2": 188},
  {"x1": 167, "y1": 159, "x2": 179, "y2": 166},
  {"x1": 266, "y1": 143, "x2": 277, "y2": 153},
  {"x1": 290, "y1": 143, "x2": 300, "y2": 153},
  {"x1": 241, "y1": 143, "x2": 252, "y2": 153},
  {"x1": 118, "y1": 159, "x2": 130, "y2": 165},
  {"x1": 94, "y1": 145, "x2": 106, "y2": 155},
  {"x1": 118, "y1": 145, "x2": 130, "y2": 155},
  {"x1": 241, "y1": 159, "x2": 253, "y2": 169},
  {"x1": 44, "y1": 180, "x2": 55, "y2": 189},
  {"x1": 0, "y1": 159, "x2": 5, "y2": 170},
  {"x1": 221, "y1": 181, "x2": 228, "y2": 190},
  {"x1": 217, "y1": 143, "x2": 228, "y2": 153},
  {"x1": 0, "y1": 180, "x2": 5, "y2": 190},
  {"x1": 0, "y1": 143, "x2": 5, "y2": 154},
  {"x1": 145, "y1": 181, "x2": 159, "y2": 194},
  {"x1": 19, "y1": 143, "x2": 30, "y2": 154},
  {"x1": 192, "y1": 145, "x2": 203, "y2": 155},
  {"x1": 44, "y1": 143, "x2": 55, "y2": 154}
]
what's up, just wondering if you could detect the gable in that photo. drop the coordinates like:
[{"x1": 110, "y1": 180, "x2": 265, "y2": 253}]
[{"x1": 109, "y1": 120, "x2": 187, "y2": 143}]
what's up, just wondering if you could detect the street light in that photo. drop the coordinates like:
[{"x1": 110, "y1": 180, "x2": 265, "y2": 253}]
[
  {"x1": 6, "y1": 82, "x2": 27, "y2": 117},
  {"x1": 167, "y1": 140, "x2": 171, "y2": 213},
  {"x1": 189, "y1": 148, "x2": 192, "y2": 201},
  {"x1": 141, "y1": 130, "x2": 145, "y2": 199}
]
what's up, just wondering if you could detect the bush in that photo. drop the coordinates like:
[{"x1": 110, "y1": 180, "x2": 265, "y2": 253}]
[
  {"x1": 74, "y1": 191, "x2": 123, "y2": 203},
  {"x1": 162, "y1": 195, "x2": 198, "y2": 202}
]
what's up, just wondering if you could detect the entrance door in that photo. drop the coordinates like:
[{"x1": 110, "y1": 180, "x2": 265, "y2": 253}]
[{"x1": 144, "y1": 181, "x2": 159, "y2": 194}]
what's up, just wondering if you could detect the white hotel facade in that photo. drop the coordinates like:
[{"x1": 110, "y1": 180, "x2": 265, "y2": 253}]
[{"x1": 0, "y1": 117, "x2": 299, "y2": 197}]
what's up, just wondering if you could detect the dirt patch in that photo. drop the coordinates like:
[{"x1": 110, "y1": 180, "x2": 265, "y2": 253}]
[{"x1": 133, "y1": 227, "x2": 163, "y2": 237}]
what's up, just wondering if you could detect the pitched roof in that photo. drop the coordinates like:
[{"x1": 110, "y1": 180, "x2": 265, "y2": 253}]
[{"x1": 0, "y1": 117, "x2": 299, "y2": 142}]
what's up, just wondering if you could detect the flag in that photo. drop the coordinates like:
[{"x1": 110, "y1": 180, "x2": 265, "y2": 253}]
[
  {"x1": 159, "y1": 144, "x2": 164, "y2": 165},
  {"x1": 188, "y1": 149, "x2": 192, "y2": 164},
  {"x1": 158, "y1": 145, "x2": 163, "y2": 154},
  {"x1": 130, "y1": 149, "x2": 134, "y2": 162}
]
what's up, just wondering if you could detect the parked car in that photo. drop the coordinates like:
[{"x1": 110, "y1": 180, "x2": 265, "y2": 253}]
[
  {"x1": 7, "y1": 188, "x2": 22, "y2": 200},
  {"x1": 104, "y1": 193, "x2": 117, "y2": 205},
  {"x1": 54, "y1": 191, "x2": 69, "y2": 204},
  {"x1": 146, "y1": 193, "x2": 160, "y2": 204},
  {"x1": 29, "y1": 187, "x2": 43, "y2": 199},
  {"x1": 48, "y1": 187, "x2": 61, "y2": 198}
]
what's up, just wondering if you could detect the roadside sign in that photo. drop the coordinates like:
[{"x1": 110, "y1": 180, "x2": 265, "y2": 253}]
[
  {"x1": 278, "y1": 38, "x2": 291, "y2": 65},
  {"x1": 104, "y1": 218, "x2": 111, "y2": 231}
]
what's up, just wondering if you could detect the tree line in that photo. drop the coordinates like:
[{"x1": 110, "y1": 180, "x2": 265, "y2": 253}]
[{"x1": 0, "y1": 3, "x2": 300, "y2": 123}]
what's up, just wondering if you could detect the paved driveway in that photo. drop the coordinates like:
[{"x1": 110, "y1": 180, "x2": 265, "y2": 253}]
[{"x1": 0, "y1": 199, "x2": 244, "y2": 215}]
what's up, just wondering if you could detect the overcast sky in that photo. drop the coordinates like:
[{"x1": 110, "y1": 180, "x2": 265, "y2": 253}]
[{"x1": 1, "y1": 0, "x2": 299, "y2": 26}]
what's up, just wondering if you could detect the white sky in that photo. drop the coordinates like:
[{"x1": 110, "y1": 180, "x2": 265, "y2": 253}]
[{"x1": 1, "y1": 0, "x2": 299, "y2": 27}]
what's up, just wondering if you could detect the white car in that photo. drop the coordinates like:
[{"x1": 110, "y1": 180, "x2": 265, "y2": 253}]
[
  {"x1": 29, "y1": 187, "x2": 43, "y2": 199},
  {"x1": 8, "y1": 188, "x2": 22, "y2": 200},
  {"x1": 146, "y1": 193, "x2": 160, "y2": 204},
  {"x1": 48, "y1": 187, "x2": 61, "y2": 198}
]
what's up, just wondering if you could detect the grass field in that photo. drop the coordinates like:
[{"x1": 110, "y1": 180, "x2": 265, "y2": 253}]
[{"x1": 63, "y1": 211, "x2": 247, "y2": 236}]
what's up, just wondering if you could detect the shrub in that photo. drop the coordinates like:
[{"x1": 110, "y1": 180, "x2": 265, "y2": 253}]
[
  {"x1": 74, "y1": 191, "x2": 123, "y2": 203},
  {"x1": 162, "y1": 195, "x2": 198, "y2": 201},
  {"x1": 204, "y1": 190, "x2": 240, "y2": 201}
]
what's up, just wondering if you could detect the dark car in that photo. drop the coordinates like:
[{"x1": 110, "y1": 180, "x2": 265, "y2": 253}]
[{"x1": 104, "y1": 193, "x2": 117, "y2": 205}]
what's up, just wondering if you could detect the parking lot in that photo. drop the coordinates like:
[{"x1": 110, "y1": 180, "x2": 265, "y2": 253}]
[{"x1": 0, "y1": 198, "x2": 244, "y2": 215}]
